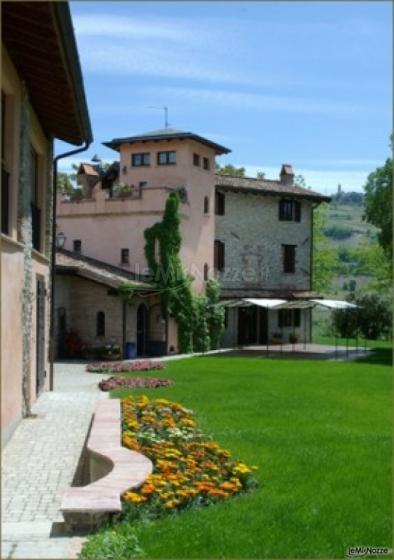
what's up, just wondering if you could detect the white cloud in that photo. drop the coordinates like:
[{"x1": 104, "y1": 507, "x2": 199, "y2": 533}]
[
  {"x1": 157, "y1": 86, "x2": 366, "y2": 115},
  {"x1": 73, "y1": 14, "x2": 199, "y2": 42}
]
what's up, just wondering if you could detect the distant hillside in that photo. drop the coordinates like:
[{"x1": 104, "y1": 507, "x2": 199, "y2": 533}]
[{"x1": 323, "y1": 191, "x2": 379, "y2": 298}]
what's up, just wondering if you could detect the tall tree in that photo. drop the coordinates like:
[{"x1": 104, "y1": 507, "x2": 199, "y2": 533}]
[
  {"x1": 363, "y1": 155, "x2": 393, "y2": 260},
  {"x1": 312, "y1": 203, "x2": 337, "y2": 293}
]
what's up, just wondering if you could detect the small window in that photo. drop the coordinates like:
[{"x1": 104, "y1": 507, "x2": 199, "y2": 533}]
[
  {"x1": 215, "y1": 191, "x2": 225, "y2": 215},
  {"x1": 282, "y1": 244, "x2": 296, "y2": 273},
  {"x1": 204, "y1": 196, "x2": 209, "y2": 214},
  {"x1": 278, "y1": 309, "x2": 300, "y2": 328},
  {"x1": 96, "y1": 311, "x2": 105, "y2": 337},
  {"x1": 193, "y1": 153, "x2": 200, "y2": 167},
  {"x1": 121, "y1": 248, "x2": 129, "y2": 264},
  {"x1": 279, "y1": 199, "x2": 301, "y2": 222},
  {"x1": 158, "y1": 151, "x2": 176, "y2": 165},
  {"x1": 204, "y1": 263, "x2": 209, "y2": 281},
  {"x1": 203, "y1": 157, "x2": 210, "y2": 170},
  {"x1": 73, "y1": 239, "x2": 82, "y2": 253},
  {"x1": 132, "y1": 153, "x2": 150, "y2": 167},
  {"x1": 214, "y1": 240, "x2": 225, "y2": 271}
]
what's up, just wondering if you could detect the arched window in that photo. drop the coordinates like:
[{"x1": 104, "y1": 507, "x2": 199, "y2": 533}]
[
  {"x1": 96, "y1": 311, "x2": 105, "y2": 337},
  {"x1": 204, "y1": 196, "x2": 209, "y2": 214},
  {"x1": 204, "y1": 263, "x2": 209, "y2": 281}
]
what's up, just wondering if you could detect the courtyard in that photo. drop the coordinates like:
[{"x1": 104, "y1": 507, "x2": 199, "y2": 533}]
[{"x1": 2, "y1": 343, "x2": 391, "y2": 559}]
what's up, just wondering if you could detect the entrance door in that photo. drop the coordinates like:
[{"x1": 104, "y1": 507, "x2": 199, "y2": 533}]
[
  {"x1": 137, "y1": 304, "x2": 148, "y2": 356},
  {"x1": 258, "y1": 308, "x2": 268, "y2": 344},
  {"x1": 36, "y1": 277, "x2": 46, "y2": 395},
  {"x1": 238, "y1": 306, "x2": 257, "y2": 345}
]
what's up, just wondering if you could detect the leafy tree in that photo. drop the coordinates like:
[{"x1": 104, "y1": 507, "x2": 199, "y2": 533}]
[
  {"x1": 312, "y1": 203, "x2": 337, "y2": 293},
  {"x1": 216, "y1": 164, "x2": 246, "y2": 177},
  {"x1": 57, "y1": 172, "x2": 74, "y2": 194},
  {"x1": 256, "y1": 171, "x2": 265, "y2": 179},
  {"x1": 332, "y1": 292, "x2": 392, "y2": 340},
  {"x1": 363, "y1": 157, "x2": 393, "y2": 260}
]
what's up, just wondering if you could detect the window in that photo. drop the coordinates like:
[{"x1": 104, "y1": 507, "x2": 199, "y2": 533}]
[
  {"x1": 121, "y1": 248, "x2": 129, "y2": 264},
  {"x1": 278, "y1": 309, "x2": 300, "y2": 328},
  {"x1": 73, "y1": 239, "x2": 82, "y2": 253},
  {"x1": 282, "y1": 244, "x2": 296, "y2": 273},
  {"x1": 224, "y1": 308, "x2": 229, "y2": 328},
  {"x1": 204, "y1": 263, "x2": 209, "y2": 281},
  {"x1": 279, "y1": 199, "x2": 301, "y2": 222},
  {"x1": 204, "y1": 196, "x2": 209, "y2": 214},
  {"x1": 214, "y1": 240, "x2": 225, "y2": 271},
  {"x1": 157, "y1": 151, "x2": 176, "y2": 165},
  {"x1": 96, "y1": 311, "x2": 105, "y2": 337},
  {"x1": 131, "y1": 153, "x2": 150, "y2": 167},
  {"x1": 1, "y1": 166, "x2": 9, "y2": 235},
  {"x1": 193, "y1": 153, "x2": 200, "y2": 167},
  {"x1": 215, "y1": 191, "x2": 225, "y2": 215},
  {"x1": 203, "y1": 157, "x2": 210, "y2": 170},
  {"x1": 30, "y1": 147, "x2": 41, "y2": 251}
]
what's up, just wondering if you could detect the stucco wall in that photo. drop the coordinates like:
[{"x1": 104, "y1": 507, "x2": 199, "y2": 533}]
[
  {"x1": 54, "y1": 275, "x2": 166, "y2": 354},
  {"x1": 1, "y1": 45, "x2": 52, "y2": 447},
  {"x1": 215, "y1": 191, "x2": 312, "y2": 291},
  {"x1": 57, "y1": 138, "x2": 220, "y2": 294}
]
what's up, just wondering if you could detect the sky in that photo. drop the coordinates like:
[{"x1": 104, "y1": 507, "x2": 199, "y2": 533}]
[{"x1": 56, "y1": 1, "x2": 392, "y2": 194}]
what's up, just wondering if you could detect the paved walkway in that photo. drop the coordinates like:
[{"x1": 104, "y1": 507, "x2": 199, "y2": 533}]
[{"x1": 1, "y1": 363, "x2": 109, "y2": 559}]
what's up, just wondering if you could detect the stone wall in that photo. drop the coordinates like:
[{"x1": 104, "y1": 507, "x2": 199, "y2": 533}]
[{"x1": 215, "y1": 191, "x2": 313, "y2": 291}]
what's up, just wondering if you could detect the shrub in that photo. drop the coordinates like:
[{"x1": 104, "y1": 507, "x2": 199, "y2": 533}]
[
  {"x1": 332, "y1": 292, "x2": 392, "y2": 339},
  {"x1": 98, "y1": 376, "x2": 173, "y2": 391},
  {"x1": 86, "y1": 360, "x2": 165, "y2": 373},
  {"x1": 79, "y1": 523, "x2": 143, "y2": 560}
]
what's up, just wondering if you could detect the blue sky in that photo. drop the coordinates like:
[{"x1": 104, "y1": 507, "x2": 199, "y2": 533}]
[{"x1": 57, "y1": 1, "x2": 392, "y2": 194}]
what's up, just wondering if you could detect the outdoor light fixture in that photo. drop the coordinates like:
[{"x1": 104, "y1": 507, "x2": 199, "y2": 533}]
[{"x1": 56, "y1": 231, "x2": 66, "y2": 249}]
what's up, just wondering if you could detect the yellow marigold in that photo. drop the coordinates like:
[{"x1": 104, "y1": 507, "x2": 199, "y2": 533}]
[
  {"x1": 123, "y1": 492, "x2": 147, "y2": 504},
  {"x1": 164, "y1": 499, "x2": 179, "y2": 509}
]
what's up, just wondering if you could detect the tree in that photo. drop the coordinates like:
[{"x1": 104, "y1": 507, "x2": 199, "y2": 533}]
[
  {"x1": 216, "y1": 164, "x2": 246, "y2": 177},
  {"x1": 57, "y1": 172, "x2": 74, "y2": 194},
  {"x1": 312, "y1": 203, "x2": 337, "y2": 293},
  {"x1": 363, "y1": 157, "x2": 393, "y2": 260},
  {"x1": 332, "y1": 292, "x2": 392, "y2": 340}
]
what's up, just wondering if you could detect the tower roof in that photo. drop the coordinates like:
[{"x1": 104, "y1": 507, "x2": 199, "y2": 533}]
[{"x1": 103, "y1": 128, "x2": 231, "y2": 155}]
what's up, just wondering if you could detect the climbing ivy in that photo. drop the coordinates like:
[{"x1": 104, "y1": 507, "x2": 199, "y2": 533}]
[{"x1": 144, "y1": 192, "x2": 225, "y2": 353}]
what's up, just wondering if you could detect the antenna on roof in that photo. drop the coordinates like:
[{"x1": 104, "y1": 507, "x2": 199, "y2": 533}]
[{"x1": 148, "y1": 106, "x2": 170, "y2": 128}]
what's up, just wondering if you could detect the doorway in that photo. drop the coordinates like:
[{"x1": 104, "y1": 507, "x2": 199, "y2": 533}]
[
  {"x1": 36, "y1": 277, "x2": 46, "y2": 395},
  {"x1": 238, "y1": 306, "x2": 257, "y2": 345},
  {"x1": 137, "y1": 304, "x2": 148, "y2": 356}
]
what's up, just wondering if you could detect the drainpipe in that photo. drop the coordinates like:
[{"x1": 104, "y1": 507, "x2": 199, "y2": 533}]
[{"x1": 49, "y1": 141, "x2": 91, "y2": 391}]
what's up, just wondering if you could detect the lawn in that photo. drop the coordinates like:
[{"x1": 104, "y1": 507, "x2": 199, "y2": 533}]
[{"x1": 84, "y1": 347, "x2": 392, "y2": 558}]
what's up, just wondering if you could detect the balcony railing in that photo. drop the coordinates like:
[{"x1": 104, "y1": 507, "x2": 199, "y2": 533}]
[
  {"x1": 1, "y1": 167, "x2": 9, "y2": 235},
  {"x1": 31, "y1": 202, "x2": 41, "y2": 252}
]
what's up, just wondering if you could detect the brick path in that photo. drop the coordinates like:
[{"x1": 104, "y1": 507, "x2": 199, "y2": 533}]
[{"x1": 1, "y1": 362, "x2": 109, "y2": 559}]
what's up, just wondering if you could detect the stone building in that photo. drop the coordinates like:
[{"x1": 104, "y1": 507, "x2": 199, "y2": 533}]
[
  {"x1": 215, "y1": 170, "x2": 330, "y2": 346},
  {"x1": 55, "y1": 130, "x2": 329, "y2": 355},
  {"x1": 1, "y1": 2, "x2": 92, "y2": 446}
]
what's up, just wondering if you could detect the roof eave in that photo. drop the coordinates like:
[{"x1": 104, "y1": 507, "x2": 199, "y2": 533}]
[
  {"x1": 52, "y1": 3, "x2": 93, "y2": 145},
  {"x1": 215, "y1": 184, "x2": 331, "y2": 203}
]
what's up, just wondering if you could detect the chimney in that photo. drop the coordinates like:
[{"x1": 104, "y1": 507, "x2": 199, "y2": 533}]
[{"x1": 280, "y1": 164, "x2": 294, "y2": 186}]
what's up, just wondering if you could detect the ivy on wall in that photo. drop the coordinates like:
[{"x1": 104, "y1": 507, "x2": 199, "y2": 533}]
[{"x1": 144, "y1": 192, "x2": 225, "y2": 353}]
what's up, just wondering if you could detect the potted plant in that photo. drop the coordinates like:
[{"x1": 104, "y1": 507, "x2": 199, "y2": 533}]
[{"x1": 271, "y1": 332, "x2": 282, "y2": 345}]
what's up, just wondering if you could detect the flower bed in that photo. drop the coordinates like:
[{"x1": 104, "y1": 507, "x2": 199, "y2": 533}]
[
  {"x1": 86, "y1": 360, "x2": 165, "y2": 373},
  {"x1": 121, "y1": 396, "x2": 258, "y2": 514},
  {"x1": 98, "y1": 376, "x2": 174, "y2": 392}
]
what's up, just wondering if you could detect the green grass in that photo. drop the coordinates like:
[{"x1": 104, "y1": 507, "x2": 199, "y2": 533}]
[{"x1": 94, "y1": 349, "x2": 393, "y2": 559}]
